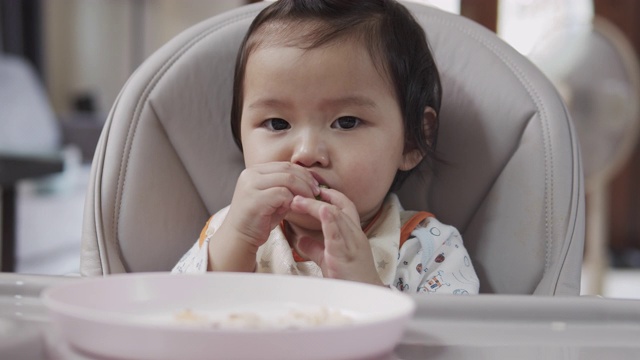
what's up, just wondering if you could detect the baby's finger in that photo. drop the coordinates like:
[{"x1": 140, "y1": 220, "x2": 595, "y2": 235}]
[
  {"x1": 315, "y1": 188, "x2": 360, "y2": 225},
  {"x1": 319, "y1": 205, "x2": 362, "y2": 255},
  {"x1": 290, "y1": 195, "x2": 323, "y2": 220},
  {"x1": 252, "y1": 162, "x2": 319, "y2": 193},
  {"x1": 256, "y1": 173, "x2": 320, "y2": 198},
  {"x1": 291, "y1": 195, "x2": 361, "y2": 250},
  {"x1": 239, "y1": 162, "x2": 319, "y2": 198}
]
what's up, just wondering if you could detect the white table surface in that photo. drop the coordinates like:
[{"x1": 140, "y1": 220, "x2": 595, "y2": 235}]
[{"x1": 2, "y1": 273, "x2": 640, "y2": 360}]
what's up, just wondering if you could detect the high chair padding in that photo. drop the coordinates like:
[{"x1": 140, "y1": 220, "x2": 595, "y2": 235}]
[{"x1": 81, "y1": 2, "x2": 585, "y2": 295}]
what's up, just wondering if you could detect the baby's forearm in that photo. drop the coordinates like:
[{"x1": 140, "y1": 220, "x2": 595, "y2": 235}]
[{"x1": 207, "y1": 225, "x2": 259, "y2": 272}]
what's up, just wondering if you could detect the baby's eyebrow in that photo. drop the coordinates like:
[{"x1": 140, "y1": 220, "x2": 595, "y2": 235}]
[
  {"x1": 323, "y1": 96, "x2": 377, "y2": 109},
  {"x1": 246, "y1": 95, "x2": 378, "y2": 110},
  {"x1": 247, "y1": 98, "x2": 290, "y2": 110}
]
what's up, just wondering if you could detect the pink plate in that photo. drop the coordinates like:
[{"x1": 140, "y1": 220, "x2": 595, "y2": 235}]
[{"x1": 42, "y1": 272, "x2": 415, "y2": 360}]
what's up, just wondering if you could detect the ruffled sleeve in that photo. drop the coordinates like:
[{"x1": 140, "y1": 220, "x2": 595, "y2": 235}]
[{"x1": 171, "y1": 207, "x2": 230, "y2": 274}]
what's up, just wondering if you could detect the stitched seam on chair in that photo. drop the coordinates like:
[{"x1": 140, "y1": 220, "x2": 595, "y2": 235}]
[
  {"x1": 112, "y1": 8, "x2": 263, "y2": 260},
  {"x1": 97, "y1": 75, "x2": 136, "y2": 274},
  {"x1": 92, "y1": 77, "x2": 131, "y2": 275},
  {"x1": 552, "y1": 104, "x2": 583, "y2": 295},
  {"x1": 416, "y1": 12, "x2": 555, "y2": 274},
  {"x1": 147, "y1": 100, "x2": 208, "y2": 211}
]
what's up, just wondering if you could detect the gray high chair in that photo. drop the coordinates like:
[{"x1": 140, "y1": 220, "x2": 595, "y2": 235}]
[{"x1": 80, "y1": 2, "x2": 585, "y2": 295}]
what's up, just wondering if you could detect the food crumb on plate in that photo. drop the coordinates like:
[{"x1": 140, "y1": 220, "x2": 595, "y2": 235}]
[{"x1": 172, "y1": 306, "x2": 353, "y2": 330}]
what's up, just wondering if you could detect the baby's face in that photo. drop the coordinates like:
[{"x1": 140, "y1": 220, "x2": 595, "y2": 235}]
[{"x1": 240, "y1": 39, "x2": 419, "y2": 227}]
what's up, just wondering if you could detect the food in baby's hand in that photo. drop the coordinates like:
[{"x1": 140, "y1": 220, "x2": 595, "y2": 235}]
[{"x1": 316, "y1": 184, "x2": 329, "y2": 200}]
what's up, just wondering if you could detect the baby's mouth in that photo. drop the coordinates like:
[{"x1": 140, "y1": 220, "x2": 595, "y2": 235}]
[{"x1": 309, "y1": 171, "x2": 329, "y2": 191}]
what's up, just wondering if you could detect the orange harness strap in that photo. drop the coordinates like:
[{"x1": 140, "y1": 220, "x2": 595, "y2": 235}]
[
  {"x1": 399, "y1": 212, "x2": 434, "y2": 248},
  {"x1": 198, "y1": 215, "x2": 215, "y2": 248}
]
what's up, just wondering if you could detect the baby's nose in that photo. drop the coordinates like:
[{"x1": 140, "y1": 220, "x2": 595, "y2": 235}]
[{"x1": 291, "y1": 133, "x2": 329, "y2": 168}]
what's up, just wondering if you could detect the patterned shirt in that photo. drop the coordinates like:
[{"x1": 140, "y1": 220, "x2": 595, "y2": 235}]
[{"x1": 172, "y1": 193, "x2": 479, "y2": 295}]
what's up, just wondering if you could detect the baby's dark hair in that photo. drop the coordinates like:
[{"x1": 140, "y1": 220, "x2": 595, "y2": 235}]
[{"x1": 230, "y1": 0, "x2": 442, "y2": 190}]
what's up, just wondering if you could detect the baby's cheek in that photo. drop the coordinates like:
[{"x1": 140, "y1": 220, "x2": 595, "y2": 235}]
[{"x1": 347, "y1": 168, "x2": 395, "y2": 211}]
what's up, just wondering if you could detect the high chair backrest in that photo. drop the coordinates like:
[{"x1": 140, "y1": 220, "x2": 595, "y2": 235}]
[{"x1": 81, "y1": 2, "x2": 585, "y2": 295}]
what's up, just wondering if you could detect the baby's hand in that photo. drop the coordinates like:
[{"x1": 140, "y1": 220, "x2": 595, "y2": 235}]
[
  {"x1": 208, "y1": 162, "x2": 319, "y2": 271},
  {"x1": 290, "y1": 190, "x2": 384, "y2": 286}
]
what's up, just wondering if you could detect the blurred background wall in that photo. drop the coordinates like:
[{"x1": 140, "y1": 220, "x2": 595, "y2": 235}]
[{"x1": 42, "y1": 0, "x2": 244, "y2": 117}]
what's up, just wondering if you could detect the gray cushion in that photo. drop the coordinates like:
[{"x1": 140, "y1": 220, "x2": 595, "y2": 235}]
[{"x1": 81, "y1": 2, "x2": 585, "y2": 295}]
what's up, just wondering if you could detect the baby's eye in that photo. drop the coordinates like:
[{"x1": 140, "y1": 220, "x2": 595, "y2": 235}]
[
  {"x1": 332, "y1": 116, "x2": 361, "y2": 130},
  {"x1": 263, "y1": 118, "x2": 290, "y2": 131}
]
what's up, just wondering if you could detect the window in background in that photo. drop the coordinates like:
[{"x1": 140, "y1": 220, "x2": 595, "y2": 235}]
[{"x1": 497, "y1": 0, "x2": 593, "y2": 56}]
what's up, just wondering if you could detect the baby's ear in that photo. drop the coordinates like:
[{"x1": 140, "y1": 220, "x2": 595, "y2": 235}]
[
  {"x1": 423, "y1": 107, "x2": 437, "y2": 149},
  {"x1": 399, "y1": 107, "x2": 437, "y2": 171}
]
